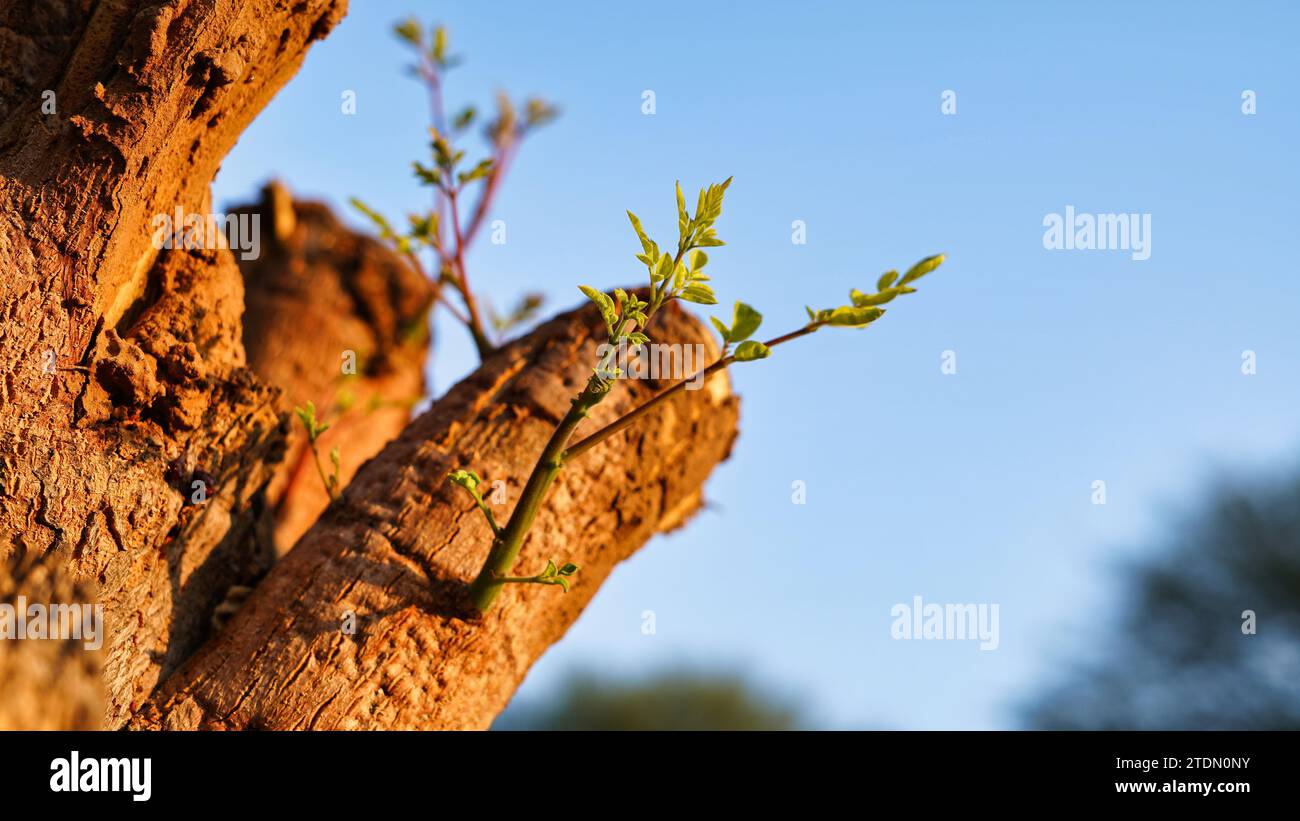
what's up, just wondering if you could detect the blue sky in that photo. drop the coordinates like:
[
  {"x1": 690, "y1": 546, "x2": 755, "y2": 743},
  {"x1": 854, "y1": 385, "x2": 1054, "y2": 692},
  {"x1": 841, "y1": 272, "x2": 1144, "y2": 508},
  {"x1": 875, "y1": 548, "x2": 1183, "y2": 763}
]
[{"x1": 213, "y1": 1, "x2": 1300, "y2": 728}]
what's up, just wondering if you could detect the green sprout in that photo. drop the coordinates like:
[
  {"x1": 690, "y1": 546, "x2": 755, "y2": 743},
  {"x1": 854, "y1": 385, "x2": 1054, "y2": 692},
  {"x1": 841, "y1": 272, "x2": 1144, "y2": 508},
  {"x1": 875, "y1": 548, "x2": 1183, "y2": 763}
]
[
  {"x1": 492, "y1": 560, "x2": 580, "y2": 592},
  {"x1": 447, "y1": 468, "x2": 500, "y2": 536},
  {"x1": 489, "y1": 292, "x2": 546, "y2": 335},
  {"x1": 295, "y1": 402, "x2": 340, "y2": 502},
  {"x1": 351, "y1": 20, "x2": 558, "y2": 360},
  {"x1": 451, "y1": 177, "x2": 945, "y2": 613}
]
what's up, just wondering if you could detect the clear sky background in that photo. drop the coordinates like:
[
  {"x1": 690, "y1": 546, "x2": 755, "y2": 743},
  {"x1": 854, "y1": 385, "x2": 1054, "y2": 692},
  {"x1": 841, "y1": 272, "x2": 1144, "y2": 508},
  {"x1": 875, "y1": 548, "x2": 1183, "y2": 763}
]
[{"x1": 212, "y1": 0, "x2": 1300, "y2": 728}]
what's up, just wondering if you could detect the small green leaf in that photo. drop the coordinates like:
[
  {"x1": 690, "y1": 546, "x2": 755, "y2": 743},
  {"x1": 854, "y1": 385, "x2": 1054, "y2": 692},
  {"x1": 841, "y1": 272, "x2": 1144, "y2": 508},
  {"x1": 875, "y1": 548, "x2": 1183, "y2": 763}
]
[
  {"x1": 729, "y1": 302, "x2": 762, "y2": 342},
  {"x1": 431, "y1": 25, "x2": 448, "y2": 64},
  {"x1": 447, "y1": 469, "x2": 482, "y2": 492},
  {"x1": 733, "y1": 340, "x2": 771, "y2": 361},
  {"x1": 558, "y1": 563, "x2": 579, "y2": 576},
  {"x1": 350, "y1": 198, "x2": 395, "y2": 238},
  {"x1": 627, "y1": 211, "x2": 653, "y2": 254},
  {"x1": 578, "y1": 285, "x2": 617, "y2": 332},
  {"x1": 898, "y1": 254, "x2": 945, "y2": 286},
  {"x1": 407, "y1": 212, "x2": 438, "y2": 243},
  {"x1": 394, "y1": 18, "x2": 422, "y2": 46},
  {"x1": 825, "y1": 305, "x2": 885, "y2": 327},
  {"x1": 490, "y1": 292, "x2": 545, "y2": 333},
  {"x1": 523, "y1": 98, "x2": 559, "y2": 129},
  {"x1": 679, "y1": 283, "x2": 718, "y2": 305},
  {"x1": 877, "y1": 270, "x2": 899, "y2": 291},
  {"x1": 672, "y1": 259, "x2": 688, "y2": 292},
  {"x1": 655, "y1": 252, "x2": 674, "y2": 284},
  {"x1": 412, "y1": 162, "x2": 442, "y2": 187},
  {"x1": 452, "y1": 106, "x2": 476, "y2": 130},
  {"x1": 458, "y1": 158, "x2": 494, "y2": 185},
  {"x1": 710, "y1": 316, "x2": 731, "y2": 344},
  {"x1": 850, "y1": 287, "x2": 902, "y2": 307},
  {"x1": 676, "y1": 181, "x2": 689, "y2": 240},
  {"x1": 294, "y1": 402, "x2": 329, "y2": 441}
]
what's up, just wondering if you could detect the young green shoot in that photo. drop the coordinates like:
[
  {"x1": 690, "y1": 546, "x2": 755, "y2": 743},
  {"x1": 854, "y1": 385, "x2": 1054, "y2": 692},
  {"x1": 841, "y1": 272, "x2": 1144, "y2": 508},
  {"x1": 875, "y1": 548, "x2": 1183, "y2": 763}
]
[
  {"x1": 295, "y1": 402, "x2": 341, "y2": 502},
  {"x1": 447, "y1": 177, "x2": 946, "y2": 614},
  {"x1": 352, "y1": 19, "x2": 557, "y2": 360}
]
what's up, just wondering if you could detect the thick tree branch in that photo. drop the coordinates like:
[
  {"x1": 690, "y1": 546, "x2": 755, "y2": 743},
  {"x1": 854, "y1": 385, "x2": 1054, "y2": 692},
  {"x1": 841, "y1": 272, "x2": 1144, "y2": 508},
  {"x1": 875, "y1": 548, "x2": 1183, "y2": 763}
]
[
  {"x1": 0, "y1": 551, "x2": 103, "y2": 730},
  {"x1": 234, "y1": 182, "x2": 434, "y2": 554},
  {"x1": 0, "y1": 0, "x2": 348, "y2": 726},
  {"x1": 133, "y1": 300, "x2": 739, "y2": 730}
]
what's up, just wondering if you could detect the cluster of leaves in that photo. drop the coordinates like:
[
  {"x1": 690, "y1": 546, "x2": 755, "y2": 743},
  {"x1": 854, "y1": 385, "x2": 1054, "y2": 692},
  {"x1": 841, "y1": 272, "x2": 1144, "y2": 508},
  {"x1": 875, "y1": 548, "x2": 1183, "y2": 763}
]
[
  {"x1": 711, "y1": 301, "x2": 770, "y2": 362},
  {"x1": 295, "y1": 402, "x2": 341, "y2": 501},
  {"x1": 395, "y1": 17, "x2": 557, "y2": 154},
  {"x1": 629, "y1": 178, "x2": 732, "y2": 316},
  {"x1": 577, "y1": 178, "x2": 739, "y2": 378},
  {"x1": 574, "y1": 185, "x2": 948, "y2": 396},
  {"x1": 350, "y1": 124, "x2": 487, "y2": 264},
  {"x1": 394, "y1": 19, "x2": 458, "y2": 69},
  {"x1": 349, "y1": 198, "x2": 428, "y2": 256},
  {"x1": 350, "y1": 19, "x2": 559, "y2": 353},
  {"x1": 804, "y1": 254, "x2": 945, "y2": 329},
  {"x1": 483, "y1": 91, "x2": 560, "y2": 150},
  {"x1": 455, "y1": 176, "x2": 944, "y2": 611},
  {"x1": 517, "y1": 559, "x2": 581, "y2": 593},
  {"x1": 415, "y1": 130, "x2": 494, "y2": 195}
]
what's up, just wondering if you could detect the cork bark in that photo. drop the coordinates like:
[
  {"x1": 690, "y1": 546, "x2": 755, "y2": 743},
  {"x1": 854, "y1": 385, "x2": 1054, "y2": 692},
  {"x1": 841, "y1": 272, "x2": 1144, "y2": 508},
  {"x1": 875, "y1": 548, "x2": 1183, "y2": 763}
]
[
  {"x1": 0, "y1": 551, "x2": 103, "y2": 730},
  {"x1": 0, "y1": 0, "x2": 346, "y2": 726},
  {"x1": 132, "y1": 301, "x2": 739, "y2": 730},
  {"x1": 0, "y1": 0, "x2": 741, "y2": 730}
]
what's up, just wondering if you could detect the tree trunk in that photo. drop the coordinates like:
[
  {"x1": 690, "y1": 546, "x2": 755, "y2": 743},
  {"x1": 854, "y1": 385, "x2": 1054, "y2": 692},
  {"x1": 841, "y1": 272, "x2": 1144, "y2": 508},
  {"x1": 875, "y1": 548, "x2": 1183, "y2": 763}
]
[
  {"x1": 0, "y1": 0, "x2": 740, "y2": 730},
  {"x1": 0, "y1": 0, "x2": 347, "y2": 727},
  {"x1": 132, "y1": 300, "x2": 738, "y2": 730},
  {"x1": 0, "y1": 551, "x2": 103, "y2": 730}
]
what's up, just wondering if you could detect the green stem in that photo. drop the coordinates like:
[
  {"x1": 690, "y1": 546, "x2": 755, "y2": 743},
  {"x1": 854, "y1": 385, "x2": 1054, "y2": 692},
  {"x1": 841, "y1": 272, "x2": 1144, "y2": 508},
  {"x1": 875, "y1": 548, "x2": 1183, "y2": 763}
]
[
  {"x1": 306, "y1": 439, "x2": 339, "y2": 502},
  {"x1": 495, "y1": 574, "x2": 556, "y2": 585},
  {"x1": 564, "y1": 323, "x2": 820, "y2": 462},
  {"x1": 469, "y1": 314, "x2": 632, "y2": 612},
  {"x1": 468, "y1": 320, "x2": 818, "y2": 613},
  {"x1": 473, "y1": 493, "x2": 501, "y2": 535},
  {"x1": 467, "y1": 379, "x2": 607, "y2": 612},
  {"x1": 447, "y1": 186, "x2": 495, "y2": 359}
]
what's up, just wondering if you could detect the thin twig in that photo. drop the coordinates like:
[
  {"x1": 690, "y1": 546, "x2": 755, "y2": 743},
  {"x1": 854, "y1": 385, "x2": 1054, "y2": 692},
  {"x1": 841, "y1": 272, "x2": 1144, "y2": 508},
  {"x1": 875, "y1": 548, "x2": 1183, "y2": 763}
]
[{"x1": 563, "y1": 324, "x2": 820, "y2": 461}]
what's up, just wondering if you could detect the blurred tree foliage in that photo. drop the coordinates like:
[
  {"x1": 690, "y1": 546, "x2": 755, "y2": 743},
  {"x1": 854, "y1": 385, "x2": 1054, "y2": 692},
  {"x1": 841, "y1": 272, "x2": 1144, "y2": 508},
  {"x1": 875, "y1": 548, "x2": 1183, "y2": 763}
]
[
  {"x1": 494, "y1": 668, "x2": 806, "y2": 730},
  {"x1": 1026, "y1": 471, "x2": 1300, "y2": 729}
]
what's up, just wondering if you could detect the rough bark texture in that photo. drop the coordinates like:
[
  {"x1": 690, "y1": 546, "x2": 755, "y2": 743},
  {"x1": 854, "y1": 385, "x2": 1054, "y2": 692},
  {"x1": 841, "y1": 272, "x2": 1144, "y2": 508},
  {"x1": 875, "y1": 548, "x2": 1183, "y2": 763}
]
[
  {"x1": 234, "y1": 181, "x2": 433, "y2": 555},
  {"x1": 0, "y1": 0, "x2": 741, "y2": 731},
  {"x1": 0, "y1": 552, "x2": 103, "y2": 730},
  {"x1": 0, "y1": 0, "x2": 346, "y2": 726},
  {"x1": 133, "y1": 300, "x2": 739, "y2": 730}
]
